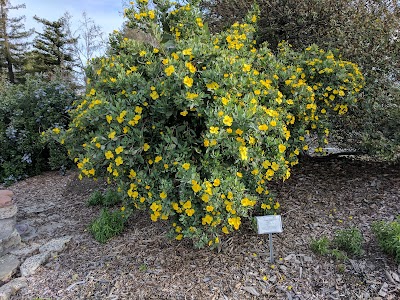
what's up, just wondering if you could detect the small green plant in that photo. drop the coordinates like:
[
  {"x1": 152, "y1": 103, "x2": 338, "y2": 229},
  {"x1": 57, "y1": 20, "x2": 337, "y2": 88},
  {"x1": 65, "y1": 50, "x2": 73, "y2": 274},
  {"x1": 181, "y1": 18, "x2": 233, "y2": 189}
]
[
  {"x1": 139, "y1": 264, "x2": 148, "y2": 272},
  {"x1": 330, "y1": 249, "x2": 348, "y2": 261},
  {"x1": 89, "y1": 209, "x2": 125, "y2": 243},
  {"x1": 87, "y1": 190, "x2": 104, "y2": 206},
  {"x1": 310, "y1": 237, "x2": 330, "y2": 255},
  {"x1": 311, "y1": 227, "x2": 363, "y2": 261},
  {"x1": 372, "y1": 216, "x2": 400, "y2": 263},
  {"x1": 87, "y1": 189, "x2": 122, "y2": 207},
  {"x1": 333, "y1": 227, "x2": 364, "y2": 257}
]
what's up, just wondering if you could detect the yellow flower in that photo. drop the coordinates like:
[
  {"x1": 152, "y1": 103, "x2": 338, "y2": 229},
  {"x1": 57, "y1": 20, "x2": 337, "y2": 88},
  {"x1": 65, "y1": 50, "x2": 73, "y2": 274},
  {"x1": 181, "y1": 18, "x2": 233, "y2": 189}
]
[
  {"x1": 186, "y1": 209, "x2": 195, "y2": 216},
  {"x1": 210, "y1": 126, "x2": 219, "y2": 134},
  {"x1": 182, "y1": 48, "x2": 192, "y2": 56},
  {"x1": 228, "y1": 216, "x2": 241, "y2": 230},
  {"x1": 191, "y1": 180, "x2": 202, "y2": 193},
  {"x1": 213, "y1": 178, "x2": 220, "y2": 187},
  {"x1": 183, "y1": 76, "x2": 193, "y2": 87},
  {"x1": 202, "y1": 214, "x2": 213, "y2": 225},
  {"x1": 259, "y1": 124, "x2": 268, "y2": 131},
  {"x1": 175, "y1": 234, "x2": 183, "y2": 240},
  {"x1": 182, "y1": 163, "x2": 190, "y2": 170},
  {"x1": 222, "y1": 226, "x2": 229, "y2": 234},
  {"x1": 135, "y1": 106, "x2": 143, "y2": 114},
  {"x1": 180, "y1": 110, "x2": 188, "y2": 116},
  {"x1": 279, "y1": 144, "x2": 286, "y2": 153},
  {"x1": 150, "y1": 90, "x2": 159, "y2": 100},
  {"x1": 239, "y1": 146, "x2": 248, "y2": 160},
  {"x1": 183, "y1": 201, "x2": 192, "y2": 209},
  {"x1": 236, "y1": 172, "x2": 242, "y2": 178},
  {"x1": 223, "y1": 115, "x2": 233, "y2": 126},
  {"x1": 105, "y1": 151, "x2": 114, "y2": 159},
  {"x1": 242, "y1": 64, "x2": 251, "y2": 72},
  {"x1": 201, "y1": 193, "x2": 209, "y2": 202},
  {"x1": 139, "y1": 50, "x2": 146, "y2": 56},
  {"x1": 108, "y1": 131, "x2": 116, "y2": 139},
  {"x1": 186, "y1": 92, "x2": 198, "y2": 99},
  {"x1": 206, "y1": 205, "x2": 214, "y2": 212},
  {"x1": 206, "y1": 82, "x2": 219, "y2": 90},
  {"x1": 115, "y1": 146, "x2": 124, "y2": 154},
  {"x1": 185, "y1": 62, "x2": 196, "y2": 73},
  {"x1": 160, "y1": 191, "x2": 167, "y2": 199},
  {"x1": 271, "y1": 162, "x2": 280, "y2": 171},
  {"x1": 251, "y1": 15, "x2": 257, "y2": 22},
  {"x1": 148, "y1": 10, "x2": 155, "y2": 19},
  {"x1": 241, "y1": 197, "x2": 256, "y2": 207},
  {"x1": 204, "y1": 139, "x2": 210, "y2": 147},
  {"x1": 155, "y1": 156, "x2": 162, "y2": 163},
  {"x1": 165, "y1": 65, "x2": 175, "y2": 76},
  {"x1": 270, "y1": 120, "x2": 277, "y2": 127},
  {"x1": 52, "y1": 128, "x2": 60, "y2": 134},
  {"x1": 274, "y1": 202, "x2": 280, "y2": 209},
  {"x1": 235, "y1": 129, "x2": 243, "y2": 135},
  {"x1": 143, "y1": 143, "x2": 150, "y2": 151},
  {"x1": 115, "y1": 156, "x2": 123, "y2": 166}
]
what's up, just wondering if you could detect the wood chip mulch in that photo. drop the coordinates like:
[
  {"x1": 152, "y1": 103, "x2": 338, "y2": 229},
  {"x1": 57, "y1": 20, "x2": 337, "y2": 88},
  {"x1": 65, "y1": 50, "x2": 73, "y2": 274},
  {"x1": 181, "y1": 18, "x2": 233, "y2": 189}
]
[{"x1": 4, "y1": 158, "x2": 400, "y2": 300}]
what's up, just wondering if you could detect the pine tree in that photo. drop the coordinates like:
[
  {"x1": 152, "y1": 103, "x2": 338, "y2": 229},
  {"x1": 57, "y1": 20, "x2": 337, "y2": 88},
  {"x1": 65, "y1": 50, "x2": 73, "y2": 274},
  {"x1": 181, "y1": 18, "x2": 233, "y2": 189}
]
[
  {"x1": 0, "y1": 0, "x2": 32, "y2": 83},
  {"x1": 31, "y1": 13, "x2": 77, "y2": 75}
]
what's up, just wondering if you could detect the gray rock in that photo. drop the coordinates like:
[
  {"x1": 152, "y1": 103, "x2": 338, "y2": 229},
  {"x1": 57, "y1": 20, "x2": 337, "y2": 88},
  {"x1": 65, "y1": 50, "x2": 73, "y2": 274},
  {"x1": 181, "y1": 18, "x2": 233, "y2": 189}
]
[
  {"x1": 0, "y1": 218, "x2": 16, "y2": 240},
  {"x1": 21, "y1": 202, "x2": 54, "y2": 214},
  {"x1": 0, "y1": 230, "x2": 21, "y2": 257},
  {"x1": 39, "y1": 236, "x2": 72, "y2": 253},
  {"x1": 0, "y1": 205, "x2": 17, "y2": 220},
  {"x1": 0, "y1": 254, "x2": 20, "y2": 282},
  {"x1": 0, "y1": 278, "x2": 26, "y2": 300},
  {"x1": 15, "y1": 223, "x2": 37, "y2": 242},
  {"x1": 38, "y1": 222, "x2": 65, "y2": 234},
  {"x1": 10, "y1": 242, "x2": 40, "y2": 257},
  {"x1": 20, "y1": 251, "x2": 51, "y2": 276},
  {"x1": 0, "y1": 277, "x2": 27, "y2": 300}
]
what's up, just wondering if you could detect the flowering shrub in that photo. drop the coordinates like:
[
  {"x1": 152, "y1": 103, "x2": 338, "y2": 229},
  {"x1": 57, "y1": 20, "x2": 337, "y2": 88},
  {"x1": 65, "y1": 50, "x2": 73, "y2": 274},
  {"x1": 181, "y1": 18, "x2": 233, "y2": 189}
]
[
  {"x1": 0, "y1": 74, "x2": 76, "y2": 184},
  {"x1": 56, "y1": 0, "x2": 364, "y2": 248}
]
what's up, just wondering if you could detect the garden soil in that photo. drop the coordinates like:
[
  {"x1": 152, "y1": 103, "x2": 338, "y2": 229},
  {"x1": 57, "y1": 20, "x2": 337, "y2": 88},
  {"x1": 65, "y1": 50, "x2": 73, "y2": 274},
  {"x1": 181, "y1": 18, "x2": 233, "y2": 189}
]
[{"x1": 3, "y1": 158, "x2": 400, "y2": 299}]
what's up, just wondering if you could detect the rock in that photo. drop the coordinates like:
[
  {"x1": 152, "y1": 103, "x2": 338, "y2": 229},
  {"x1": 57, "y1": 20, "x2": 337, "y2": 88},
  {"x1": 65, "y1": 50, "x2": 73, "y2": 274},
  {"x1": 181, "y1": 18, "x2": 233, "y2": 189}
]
[
  {"x1": 0, "y1": 218, "x2": 16, "y2": 240},
  {"x1": 0, "y1": 277, "x2": 27, "y2": 300},
  {"x1": 0, "y1": 205, "x2": 17, "y2": 220},
  {"x1": 15, "y1": 223, "x2": 37, "y2": 242},
  {"x1": 38, "y1": 222, "x2": 65, "y2": 234},
  {"x1": 0, "y1": 190, "x2": 13, "y2": 198},
  {"x1": 0, "y1": 254, "x2": 20, "y2": 282},
  {"x1": 0, "y1": 230, "x2": 21, "y2": 257},
  {"x1": 39, "y1": 236, "x2": 72, "y2": 253},
  {"x1": 0, "y1": 195, "x2": 12, "y2": 208},
  {"x1": 242, "y1": 286, "x2": 260, "y2": 297},
  {"x1": 20, "y1": 251, "x2": 51, "y2": 276},
  {"x1": 10, "y1": 242, "x2": 40, "y2": 257}
]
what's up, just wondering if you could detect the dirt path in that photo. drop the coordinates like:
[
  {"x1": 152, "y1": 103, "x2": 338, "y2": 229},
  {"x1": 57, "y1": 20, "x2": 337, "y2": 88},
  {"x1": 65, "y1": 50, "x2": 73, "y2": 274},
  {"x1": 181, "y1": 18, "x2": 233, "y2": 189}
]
[{"x1": 5, "y1": 158, "x2": 400, "y2": 299}]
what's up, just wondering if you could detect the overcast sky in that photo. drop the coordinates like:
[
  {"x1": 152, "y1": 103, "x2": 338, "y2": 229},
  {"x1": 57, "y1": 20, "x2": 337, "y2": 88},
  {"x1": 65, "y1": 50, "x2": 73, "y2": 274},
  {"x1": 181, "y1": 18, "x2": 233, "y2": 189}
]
[{"x1": 10, "y1": 0, "x2": 126, "y2": 38}]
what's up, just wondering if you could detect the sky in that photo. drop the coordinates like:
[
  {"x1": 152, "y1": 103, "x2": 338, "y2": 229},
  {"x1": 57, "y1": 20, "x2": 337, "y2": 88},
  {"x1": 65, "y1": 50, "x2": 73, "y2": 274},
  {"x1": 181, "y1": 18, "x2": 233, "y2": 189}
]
[{"x1": 9, "y1": 0, "x2": 126, "y2": 38}]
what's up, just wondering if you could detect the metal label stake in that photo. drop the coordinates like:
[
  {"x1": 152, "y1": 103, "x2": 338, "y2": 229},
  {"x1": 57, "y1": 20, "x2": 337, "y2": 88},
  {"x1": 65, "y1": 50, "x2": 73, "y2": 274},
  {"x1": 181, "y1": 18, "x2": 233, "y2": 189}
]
[{"x1": 256, "y1": 215, "x2": 283, "y2": 263}]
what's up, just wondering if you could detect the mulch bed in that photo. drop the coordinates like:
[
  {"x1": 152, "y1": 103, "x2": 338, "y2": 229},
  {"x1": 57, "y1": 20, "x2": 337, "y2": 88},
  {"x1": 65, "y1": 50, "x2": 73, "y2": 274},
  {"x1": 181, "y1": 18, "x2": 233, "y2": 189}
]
[{"x1": 4, "y1": 158, "x2": 400, "y2": 299}]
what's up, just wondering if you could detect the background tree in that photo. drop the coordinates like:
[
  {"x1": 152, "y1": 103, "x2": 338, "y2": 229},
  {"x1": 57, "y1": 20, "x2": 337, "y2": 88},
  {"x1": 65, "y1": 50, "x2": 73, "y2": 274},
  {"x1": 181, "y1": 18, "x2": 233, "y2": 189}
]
[
  {"x1": 31, "y1": 13, "x2": 77, "y2": 78},
  {"x1": 68, "y1": 12, "x2": 106, "y2": 87},
  {"x1": 200, "y1": 0, "x2": 400, "y2": 160},
  {"x1": 0, "y1": 0, "x2": 32, "y2": 83}
]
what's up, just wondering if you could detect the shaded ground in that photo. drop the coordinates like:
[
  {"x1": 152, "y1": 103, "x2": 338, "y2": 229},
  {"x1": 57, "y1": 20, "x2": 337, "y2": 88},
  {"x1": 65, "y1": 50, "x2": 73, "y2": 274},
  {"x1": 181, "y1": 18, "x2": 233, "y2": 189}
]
[{"x1": 4, "y1": 158, "x2": 400, "y2": 299}]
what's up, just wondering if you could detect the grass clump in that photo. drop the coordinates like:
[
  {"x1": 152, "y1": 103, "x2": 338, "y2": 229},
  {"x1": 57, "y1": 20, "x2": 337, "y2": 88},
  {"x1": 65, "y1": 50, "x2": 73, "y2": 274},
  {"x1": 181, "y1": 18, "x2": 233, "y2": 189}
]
[
  {"x1": 87, "y1": 189, "x2": 122, "y2": 207},
  {"x1": 333, "y1": 227, "x2": 364, "y2": 257},
  {"x1": 310, "y1": 227, "x2": 363, "y2": 261},
  {"x1": 89, "y1": 209, "x2": 125, "y2": 243},
  {"x1": 372, "y1": 216, "x2": 400, "y2": 263}
]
